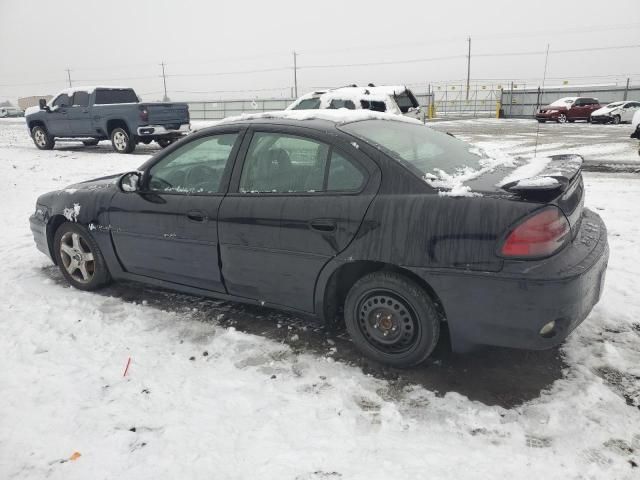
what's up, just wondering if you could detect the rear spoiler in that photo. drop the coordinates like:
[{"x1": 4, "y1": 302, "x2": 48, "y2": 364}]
[{"x1": 501, "y1": 154, "x2": 583, "y2": 193}]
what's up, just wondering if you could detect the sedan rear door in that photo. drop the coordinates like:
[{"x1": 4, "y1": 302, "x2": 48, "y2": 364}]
[{"x1": 218, "y1": 125, "x2": 380, "y2": 313}]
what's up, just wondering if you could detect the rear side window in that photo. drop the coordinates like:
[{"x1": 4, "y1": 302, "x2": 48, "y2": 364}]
[
  {"x1": 72, "y1": 91, "x2": 89, "y2": 107},
  {"x1": 239, "y1": 132, "x2": 366, "y2": 194},
  {"x1": 327, "y1": 151, "x2": 365, "y2": 191},
  {"x1": 360, "y1": 100, "x2": 387, "y2": 112},
  {"x1": 94, "y1": 89, "x2": 138, "y2": 104},
  {"x1": 328, "y1": 99, "x2": 355, "y2": 110}
]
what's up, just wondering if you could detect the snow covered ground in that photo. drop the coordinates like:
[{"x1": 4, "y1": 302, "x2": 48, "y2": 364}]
[{"x1": 1, "y1": 117, "x2": 639, "y2": 479}]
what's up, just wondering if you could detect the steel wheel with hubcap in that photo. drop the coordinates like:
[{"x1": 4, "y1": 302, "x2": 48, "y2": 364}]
[
  {"x1": 344, "y1": 271, "x2": 440, "y2": 368},
  {"x1": 54, "y1": 223, "x2": 111, "y2": 290},
  {"x1": 31, "y1": 125, "x2": 55, "y2": 150},
  {"x1": 110, "y1": 127, "x2": 135, "y2": 154}
]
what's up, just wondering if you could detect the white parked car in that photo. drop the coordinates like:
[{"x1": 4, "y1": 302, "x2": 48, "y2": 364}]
[
  {"x1": 0, "y1": 106, "x2": 24, "y2": 117},
  {"x1": 590, "y1": 100, "x2": 640, "y2": 124},
  {"x1": 287, "y1": 85, "x2": 423, "y2": 120},
  {"x1": 630, "y1": 109, "x2": 640, "y2": 140}
]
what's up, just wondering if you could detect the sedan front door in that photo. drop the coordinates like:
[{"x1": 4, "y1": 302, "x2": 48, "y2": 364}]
[
  {"x1": 218, "y1": 127, "x2": 379, "y2": 313},
  {"x1": 109, "y1": 130, "x2": 243, "y2": 291}
]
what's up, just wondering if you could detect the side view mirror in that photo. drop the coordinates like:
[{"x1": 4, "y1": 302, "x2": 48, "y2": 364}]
[
  {"x1": 119, "y1": 171, "x2": 142, "y2": 192},
  {"x1": 39, "y1": 98, "x2": 50, "y2": 111}
]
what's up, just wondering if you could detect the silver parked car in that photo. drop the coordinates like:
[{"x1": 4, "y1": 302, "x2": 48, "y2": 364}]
[
  {"x1": 0, "y1": 106, "x2": 24, "y2": 117},
  {"x1": 590, "y1": 101, "x2": 640, "y2": 124}
]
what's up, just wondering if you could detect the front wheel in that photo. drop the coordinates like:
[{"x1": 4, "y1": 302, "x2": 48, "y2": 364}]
[
  {"x1": 612, "y1": 115, "x2": 621, "y2": 125},
  {"x1": 111, "y1": 127, "x2": 135, "y2": 154},
  {"x1": 31, "y1": 125, "x2": 55, "y2": 150},
  {"x1": 557, "y1": 113, "x2": 567, "y2": 123},
  {"x1": 53, "y1": 223, "x2": 111, "y2": 291},
  {"x1": 344, "y1": 272, "x2": 440, "y2": 368}
]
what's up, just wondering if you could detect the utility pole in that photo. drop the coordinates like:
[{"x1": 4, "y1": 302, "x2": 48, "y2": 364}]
[
  {"x1": 160, "y1": 61, "x2": 168, "y2": 101},
  {"x1": 465, "y1": 36, "x2": 471, "y2": 101},
  {"x1": 293, "y1": 51, "x2": 298, "y2": 98},
  {"x1": 66, "y1": 68, "x2": 72, "y2": 88}
]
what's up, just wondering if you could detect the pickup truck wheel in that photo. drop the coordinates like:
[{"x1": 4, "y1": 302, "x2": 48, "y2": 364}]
[
  {"x1": 612, "y1": 115, "x2": 621, "y2": 125},
  {"x1": 82, "y1": 139, "x2": 99, "y2": 146},
  {"x1": 344, "y1": 272, "x2": 440, "y2": 368},
  {"x1": 31, "y1": 126, "x2": 55, "y2": 150},
  {"x1": 156, "y1": 138, "x2": 173, "y2": 149},
  {"x1": 111, "y1": 128, "x2": 135, "y2": 154}
]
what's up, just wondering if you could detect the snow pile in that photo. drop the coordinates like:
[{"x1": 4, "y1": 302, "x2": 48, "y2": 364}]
[
  {"x1": 425, "y1": 145, "x2": 516, "y2": 197},
  {"x1": 220, "y1": 108, "x2": 423, "y2": 125},
  {"x1": 0, "y1": 120, "x2": 639, "y2": 479}
]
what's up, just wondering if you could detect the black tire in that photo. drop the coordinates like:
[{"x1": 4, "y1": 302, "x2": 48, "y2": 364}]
[
  {"x1": 156, "y1": 138, "x2": 173, "y2": 149},
  {"x1": 31, "y1": 125, "x2": 55, "y2": 150},
  {"x1": 82, "y1": 139, "x2": 99, "y2": 146},
  {"x1": 110, "y1": 127, "x2": 135, "y2": 154},
  {"x1": 612, "y1": 115, "x2": 621, "y2": 125},
  {"x1": 344, "y1": 271, "x2": 440, "y2": 368},
  {"x1": 537, "y1": 119, "x2": 546, "y2": 123},
  {"x1": 568, "y1": 119, "x2": 575, "y2": 123},
  {"x1": 53, "y1": 222, "x2": 111, "y2": 291}
]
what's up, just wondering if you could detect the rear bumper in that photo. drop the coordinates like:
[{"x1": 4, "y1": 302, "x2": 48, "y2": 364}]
[
  {"x1": 137, "y1": 123, "x2": 190, "y2": 136},
  {"x1": 409, "y1": 208, "x2": 609, "y2": 352}
]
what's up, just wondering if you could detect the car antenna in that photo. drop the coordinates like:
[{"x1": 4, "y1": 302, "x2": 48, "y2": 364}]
[{"x1": 534, "y1": 44, "x2": 550, "y2": 158}]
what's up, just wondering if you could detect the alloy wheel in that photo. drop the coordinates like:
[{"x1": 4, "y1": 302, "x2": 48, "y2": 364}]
[{"x1": 59, "y1": 231, "x2": 95, "y2": 284}]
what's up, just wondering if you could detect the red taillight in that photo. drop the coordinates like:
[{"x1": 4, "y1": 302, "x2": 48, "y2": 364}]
[
  {"x1": 500, "y1": 207, "x2": 570, "y2": 258},
  {"x1": 139, "y1": 107, "x2": 149, "y2": 122}
]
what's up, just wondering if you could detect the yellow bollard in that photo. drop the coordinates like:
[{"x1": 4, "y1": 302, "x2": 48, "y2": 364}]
[
  {"x1": 428, "y1": 103, "x2": 436, "y2": 119},
  {"x1": 496, "y1": 101, "x2": 502, "y2": 119}
]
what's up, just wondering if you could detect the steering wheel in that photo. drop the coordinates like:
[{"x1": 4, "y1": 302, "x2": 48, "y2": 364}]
[{"x1": 185, "y1": 165, "x2": 217, "y2": 192}]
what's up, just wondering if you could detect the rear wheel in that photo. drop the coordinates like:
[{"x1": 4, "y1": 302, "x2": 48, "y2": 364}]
[
  {"x1": 111, "y1": 127, "x2": 135, "y2": 154},
  {"x1": 612, "y1": 115, "x2": 621, "y2": 125},
  {"x1": 82, "y1": 139, "x2": 99, "y2": 146},
  {"x1": 156, "y1": 138, "x2": 174, "y2": 149},
  {"x1": 31, "y1": 125, "x2": 55, "y2": 150},
  {"x1": 344, "y1": 272, "x2": 440, "y2": 368},
  {"x1": 53, "y1": 223, "x2": 111, "y2": 291}
]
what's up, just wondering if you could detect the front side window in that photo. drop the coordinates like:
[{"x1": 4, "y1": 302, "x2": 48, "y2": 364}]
[
  {"x1": 53, "y1": 94, "x2": 71, "y2": 108},
  {"x1": 148, "y1": 133, "x2": 238, "y2": 194},
  {"x1": 72, "y1": 91, "x2": 89, "y2": 107},
  {"x1": 239, "y1": 132, "x2": 366, "y2": 194}
]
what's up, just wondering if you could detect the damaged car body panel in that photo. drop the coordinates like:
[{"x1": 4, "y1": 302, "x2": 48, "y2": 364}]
[{"x1": 30, "y1": 113, "x2": 609, "y2": 365}]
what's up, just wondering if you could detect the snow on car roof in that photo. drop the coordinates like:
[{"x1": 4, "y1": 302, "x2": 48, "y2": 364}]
[
  {"x1": 219, "y1": 108, "x2": 423, "y2": 125},
  {"x1": 549, "y1": 97, "x2": 578, "y2": 107},
  {"x1": 287, "y1": 85, "x2": 410, "y2": 113},
  {"x1": 56, "y1": 86, "x2": 132, "y2": 96}
]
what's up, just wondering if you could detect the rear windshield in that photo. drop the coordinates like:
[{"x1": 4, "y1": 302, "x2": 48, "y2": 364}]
[
  {"x1": 394, "y1": 91, "x2": 419, "y2": 113},
  {"x1": 94, "y1": 88, "x2": 138, "y2": 104},
  {"x1": 341, "y1": 120, "x2": 482, "y2": 176}
]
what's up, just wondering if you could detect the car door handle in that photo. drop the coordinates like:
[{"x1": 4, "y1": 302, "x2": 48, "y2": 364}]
[
  {"x1": 186, "y1": 210, "x2": 207, "y2": 222},
  {"x1": 309, "y1": 219, "x2": 336, "y2": 232}
]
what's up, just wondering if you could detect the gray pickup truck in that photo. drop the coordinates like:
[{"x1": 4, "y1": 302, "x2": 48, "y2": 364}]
[{"x1": 26, "y1": 86, "x2": 190, "y2": 153}]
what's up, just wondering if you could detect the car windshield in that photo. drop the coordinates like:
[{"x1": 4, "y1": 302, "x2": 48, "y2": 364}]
[
  {"x1": 291, "y1": 98, "x2": 321, "y2": 110},
  {"x1": 341, "y1": 120, "x2": 483, "y2": 176},
  {"x1": 549, "y1": 97, "x2": 576, "y2": 107}
]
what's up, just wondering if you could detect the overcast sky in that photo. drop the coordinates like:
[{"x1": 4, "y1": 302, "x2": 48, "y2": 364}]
[{"x1": 1, "y1": 0, "x2": 639, "y2": 103}]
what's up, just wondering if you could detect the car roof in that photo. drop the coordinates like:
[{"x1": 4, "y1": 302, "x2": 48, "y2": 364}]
[{"x1": 197, "y1": 109, "x2": 422, "y2": 133}]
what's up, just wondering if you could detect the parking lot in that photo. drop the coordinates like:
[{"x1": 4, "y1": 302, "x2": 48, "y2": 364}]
[{"x1": 1, "y1": 117, "x2": 639, "y2": 479}]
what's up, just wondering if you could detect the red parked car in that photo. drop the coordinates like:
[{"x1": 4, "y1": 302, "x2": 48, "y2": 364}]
[{"x1": 536, "y1": 97, "x2": 602, "y2": 123}]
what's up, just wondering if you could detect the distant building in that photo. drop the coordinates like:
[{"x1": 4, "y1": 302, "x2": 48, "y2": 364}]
[{"x1": 18, "y1": 95, "x2": 53, "y2": 110}]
